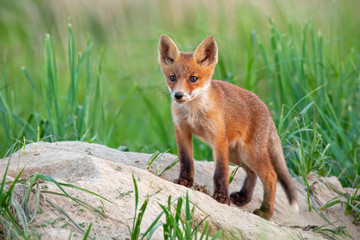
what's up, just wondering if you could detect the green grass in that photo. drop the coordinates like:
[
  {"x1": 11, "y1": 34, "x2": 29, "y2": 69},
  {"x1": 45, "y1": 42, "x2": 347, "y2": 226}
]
[
  {"x1": 0, "y1": 144, "x2": 110, "y2": 239},
  {"x1": 0, "y1": 0, "x2": 359, "y2": 191},
  {"x1": 321, "y1": 184, "x2": 360, "y2": 225},
  {"x1": 129, "y1": 173, "x2": 222, "y2": 239}
]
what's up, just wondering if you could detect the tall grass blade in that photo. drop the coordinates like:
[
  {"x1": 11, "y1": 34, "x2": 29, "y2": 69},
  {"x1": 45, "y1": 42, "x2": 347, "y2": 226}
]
[{"x1": 83, "y1": 223, "x2": 92, "y2": 240}]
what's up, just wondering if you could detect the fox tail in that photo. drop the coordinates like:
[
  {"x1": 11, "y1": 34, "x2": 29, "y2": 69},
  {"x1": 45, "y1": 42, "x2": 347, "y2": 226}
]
[{"x1": 268, "y1": 124, "x2": 299, "y2": 212}]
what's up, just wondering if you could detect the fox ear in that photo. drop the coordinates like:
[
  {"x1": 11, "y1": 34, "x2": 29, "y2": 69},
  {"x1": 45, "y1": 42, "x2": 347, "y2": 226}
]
[
  {"x1": 158, "y1": 34, "x2": 179, "y2": 65},
  {"x1": 193, "y1": 36, "x2": 218, "y2": 66}
]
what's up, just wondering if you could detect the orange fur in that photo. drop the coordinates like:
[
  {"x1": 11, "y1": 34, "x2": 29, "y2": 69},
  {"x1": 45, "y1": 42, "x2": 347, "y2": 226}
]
[{"x1": 158, "y1": 34, "x2": 298, "y2": 220}]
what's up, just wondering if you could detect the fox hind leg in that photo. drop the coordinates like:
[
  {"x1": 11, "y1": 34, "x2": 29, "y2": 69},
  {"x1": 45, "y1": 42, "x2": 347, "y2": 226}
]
[
  {"x1": 230, "y1": 144, "x2": 277, "y2": 220},
  {"x1": 251, "y1": 151, "x2": 277, "y2": 220},
  {"x1": 230, "y1": 164, "x2": 258, "y2": 206},
  {"x1": 228, "y1": 145, "x2": 258, "y2": 206}
]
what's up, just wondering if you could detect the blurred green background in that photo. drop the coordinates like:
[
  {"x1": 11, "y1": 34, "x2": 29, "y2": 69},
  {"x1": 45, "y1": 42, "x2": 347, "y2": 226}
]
[{"x1": 0, "y1": 0, "x2": 359, "y2": 187}]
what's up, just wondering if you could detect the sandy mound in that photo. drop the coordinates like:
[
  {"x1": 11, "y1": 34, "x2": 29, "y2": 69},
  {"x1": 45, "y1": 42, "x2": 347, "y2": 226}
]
[{"x1": 1, "y1": 141, "x2": 358, "y2": 239}]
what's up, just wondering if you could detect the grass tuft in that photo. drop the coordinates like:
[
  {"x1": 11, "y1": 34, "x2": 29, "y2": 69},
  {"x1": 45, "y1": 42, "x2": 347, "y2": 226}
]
[
  {"x1": 129, "y1": 174, "x2": 222, "y2": 239},
  {"x1": 0, "y1": 153, "x2": 110, "y2": 239}
]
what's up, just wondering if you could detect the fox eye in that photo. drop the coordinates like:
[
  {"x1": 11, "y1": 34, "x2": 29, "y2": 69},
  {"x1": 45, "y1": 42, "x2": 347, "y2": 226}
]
[
  {"x1": 189, "y1": 76, "x2": 198, "y2": 82},
  {"x1": 169, "y1": 75, "x2": 176, "y2": 82}
]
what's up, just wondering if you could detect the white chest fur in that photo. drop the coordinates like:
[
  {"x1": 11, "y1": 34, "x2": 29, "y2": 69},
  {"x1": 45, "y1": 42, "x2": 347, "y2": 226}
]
[
  {"x1": 173, "y1": 93, "x2": 209, "y2": 126},
  {"x1": 172, "y1": 93, "x2": 216, "y2": 144}
]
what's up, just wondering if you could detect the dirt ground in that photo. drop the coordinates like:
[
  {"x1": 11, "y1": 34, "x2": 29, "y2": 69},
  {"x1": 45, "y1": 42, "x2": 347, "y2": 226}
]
[{"x1": 1, "y1": 141, "x2": 358, "y2": 239}]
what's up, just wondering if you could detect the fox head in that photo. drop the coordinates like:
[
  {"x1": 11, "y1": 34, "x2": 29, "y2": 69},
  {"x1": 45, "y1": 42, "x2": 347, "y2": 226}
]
[{"x1": 158, "y1": 34, "x2": 218, "y2": 103}]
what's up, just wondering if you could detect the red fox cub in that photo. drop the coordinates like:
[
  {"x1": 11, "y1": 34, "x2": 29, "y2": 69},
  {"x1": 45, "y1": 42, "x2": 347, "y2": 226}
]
[{"x1": 158, "y1": 34, "x2": 298, "y2": 220}]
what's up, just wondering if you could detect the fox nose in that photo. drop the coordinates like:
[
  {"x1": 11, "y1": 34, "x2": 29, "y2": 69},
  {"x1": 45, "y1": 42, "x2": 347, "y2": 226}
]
[{"x1": 174, "y1": 92, "x2": 183, "y2": 99}]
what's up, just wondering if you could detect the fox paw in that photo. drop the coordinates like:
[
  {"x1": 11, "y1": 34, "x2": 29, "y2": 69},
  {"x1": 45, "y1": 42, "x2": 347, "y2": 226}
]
[
  {"x1": 212, "y1": 192, "x2": 230, "y2": 205},
  {"x1": 173, "y1": 178, "x2": 193, "y2": 187},
  {"x1": 230, "y1": 191, "x2": 252, "y2": 206},
  {"x1": 253, "y1": 208, "x2": 272, "y2": 220}
]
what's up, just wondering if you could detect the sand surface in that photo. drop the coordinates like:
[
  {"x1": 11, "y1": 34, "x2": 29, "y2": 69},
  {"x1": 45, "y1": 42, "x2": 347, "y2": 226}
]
[{"x1": 1, "y1": 141, "x2": 358, "y2": 239}]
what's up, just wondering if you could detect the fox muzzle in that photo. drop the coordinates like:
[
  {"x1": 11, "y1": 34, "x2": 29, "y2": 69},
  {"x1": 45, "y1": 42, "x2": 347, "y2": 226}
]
[{"x1": 174, "y1": 92, "x2": 184, "y2": 99}]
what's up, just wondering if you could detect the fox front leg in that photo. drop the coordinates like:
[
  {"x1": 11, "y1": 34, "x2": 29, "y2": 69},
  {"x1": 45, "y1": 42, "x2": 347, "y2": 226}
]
[
  {"x1": 212, "y1": 137, "x2": 230, "y2": 205},
  {"x1": 173, "y1": 127, "x2": 194, "y2": 187}
]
